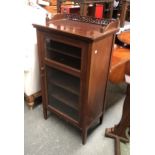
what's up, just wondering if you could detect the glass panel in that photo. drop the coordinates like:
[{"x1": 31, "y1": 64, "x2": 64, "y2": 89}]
[
  {"x1": 46, "y1": 67, "x2": 80, "y2": 121},
  {"x1": 45, "y1": 39, "x2": 81, "y2": 70}
]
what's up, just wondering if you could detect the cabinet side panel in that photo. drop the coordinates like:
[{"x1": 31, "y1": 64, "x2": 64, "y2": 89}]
[{"x1": 86, "y1": 35, "x2": 114, "y2": 125}]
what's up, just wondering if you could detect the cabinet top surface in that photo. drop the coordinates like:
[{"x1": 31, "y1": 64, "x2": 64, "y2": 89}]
[{"x1": 33, "y1": 14, "x2": 119, "y2": 41}]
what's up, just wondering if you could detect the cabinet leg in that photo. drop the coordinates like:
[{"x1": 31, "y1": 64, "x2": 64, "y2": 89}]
[
  {"x1": 82, "y1": 128, "x2": 88, "y2": 145},
  {"x1": 99, "y1": 114, "x2": 104, "y2": 125},
  {"x1": 43, "y1": 108, "x2": 48, "y2": 120}
]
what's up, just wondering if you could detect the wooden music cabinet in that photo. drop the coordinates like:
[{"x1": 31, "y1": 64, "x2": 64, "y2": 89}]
[{"x1": 33, "y1": 14, "x2": 119, "y2": 144}]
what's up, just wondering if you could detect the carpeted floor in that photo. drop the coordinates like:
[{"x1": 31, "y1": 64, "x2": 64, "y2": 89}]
[{"x1": 24, "y1": 82, "x2": 130, "y2": 155}]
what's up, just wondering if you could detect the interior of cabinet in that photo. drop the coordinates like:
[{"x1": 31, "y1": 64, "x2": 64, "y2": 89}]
[
  {"x1": 48, "y1": 69, "x2": 80, "y2": 95},
  {"x1": 45, "y1": 38, "x2": 81, "y2": 70},
  {"x1": 46, "y1": 67, "x2": 80, "y2": 122},
  {"x1": 48, "y1": 97, "x2": 80, "y2": 121}
]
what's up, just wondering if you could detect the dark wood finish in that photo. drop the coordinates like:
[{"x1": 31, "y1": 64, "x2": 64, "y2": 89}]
[
  {"x1": 47, "y1": 46, "x2": 81, "y2": 59},
  {"x1": 24, "y1": 91, "x2": 42, "y2": 110},
  {"x1": 57, "y1": 0, "x2": 114, "y2": 19},
  {"x1": 49, "y1": 71, "x2": 80, "y2": 95},
  {"x1": 48, "y1": 104, "x2": 80, "y2": 127},
  {"x1": 120, "y1": 0, "x2": 130, "y2": 27},
  {"x1": 108, "y1": 0, "x2": 114, "y2": 18},
  {"x1": 50, "y1": 86, "x2": 79, "y2": 110},
  {"x1": 80, "y1": 0, "x2": 114, "y2": 18},
  {"x1": 33, "y1": 14, "x2": 119, "y2": 144},
  {"x1": 45, "y1": 58, "x2": 81, "y2": 77}
]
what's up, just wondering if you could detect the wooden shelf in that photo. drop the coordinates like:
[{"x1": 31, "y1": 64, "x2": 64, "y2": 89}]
[
  {"x1": 47, "y1": 67, "x2": 80, "y2": 120},
  {"x1": 50, "y1": 86, "x2": 79, "y2": 111},
  {"x1": 45, "y1": 58, "x2": 81, "y2": 77},
  {"x1": 49, "y1": 72, "x2": 80, "y2": 96},
  {"x1": 48, "y1": 96, "x2": 79, "y2": 121},
  {"x1": 47, "y1": 47, "x2": 81, "y2": 59},
  {"x1": 46, "y1": 52, "x2": 81, "y2": 69},
  {"x1": 47, "y1": 105, "x2": 80, "y2": 127},
  {"x1": 46, "y1": 39, "x2": 81, "y2": 59}
]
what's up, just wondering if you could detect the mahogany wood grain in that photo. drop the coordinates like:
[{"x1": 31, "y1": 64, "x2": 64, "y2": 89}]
[
  {"x1": 120, "y1": 0, "x2": 130, "y2": 27},
  {"x1": 33, "y1": 14, "x2": 119, "y2": 144}
]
